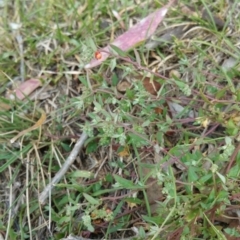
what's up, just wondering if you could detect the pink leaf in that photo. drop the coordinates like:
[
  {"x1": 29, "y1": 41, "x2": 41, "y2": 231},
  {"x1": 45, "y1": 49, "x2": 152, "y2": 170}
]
[
  {"x1": 85, "y1": 0, "x2": 176, "y2": 69},
  {"x1": 11, "y1": 79, "x2": 42, "y2": 100}
]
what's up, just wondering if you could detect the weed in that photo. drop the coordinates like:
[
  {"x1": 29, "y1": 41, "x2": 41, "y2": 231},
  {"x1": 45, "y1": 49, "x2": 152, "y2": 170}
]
[{"x1": 0, "y1": 0, "x2": 240, "y2": 239}]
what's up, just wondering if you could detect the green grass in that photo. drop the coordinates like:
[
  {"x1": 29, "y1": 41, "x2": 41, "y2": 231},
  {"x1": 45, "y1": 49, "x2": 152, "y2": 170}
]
[{"x1": 1, "y1": 0, "x2": 240, "y2": 239}]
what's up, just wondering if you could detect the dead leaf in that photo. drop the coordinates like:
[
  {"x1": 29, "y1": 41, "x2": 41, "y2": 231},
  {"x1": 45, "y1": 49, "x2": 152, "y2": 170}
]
[
  {"x1": 169, "y1": 69, "x2": 181, "y2": 78},
  {"x1": 154, "y1": 107, "x2": 163, "y2": 114},
  {"x1": 118, "y1": 146, "x2": 130, "y2": 157},
  {"x1": 225, "y1": 111, "x2": 240, "y2": 127},
  {"x1": 117, "y1": 79, "x2": 132, "y2": 93},
  {"x1": 85, "y1": 0, "x2": 176, "y2": 68},
  {"x1": 202, "y1": 118, "x2": 211, "y2": 128},
  {"x1": 127, "y1": 201, "x2": 138, "y2": 209},
  {"x1": 3, "y1": 78, "x2": 42, "y2": 110},
  {"x1": 0, "y1": 101, "x2": 11, "y2": 111},
  {"x1": 10, "y1": 108, "x2": 46, "y2": 143},
  {"x1": 167, "y1": 101, "x2": 196, "y2": 118},
  {"x1": 143, "y1": 77, "x2": 161, "y2": 95},
  {"x1": 7, "y1": 79, "x2": 42, "y2": 100},
  {"x1": 222, "y1": 57, "x2": 238, "y2": 71}
]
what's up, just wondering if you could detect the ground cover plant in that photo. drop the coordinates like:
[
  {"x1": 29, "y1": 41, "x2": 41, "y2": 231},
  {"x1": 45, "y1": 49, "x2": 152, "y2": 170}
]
[{"x1": 0, "y1": 0, "x2": 240, "y2": 239}]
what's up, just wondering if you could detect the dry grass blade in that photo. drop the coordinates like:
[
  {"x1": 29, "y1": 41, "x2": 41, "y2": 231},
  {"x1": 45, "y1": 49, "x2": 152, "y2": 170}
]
[{"x1": 10, "y1": 108, "x2": 46, "y2": 143}]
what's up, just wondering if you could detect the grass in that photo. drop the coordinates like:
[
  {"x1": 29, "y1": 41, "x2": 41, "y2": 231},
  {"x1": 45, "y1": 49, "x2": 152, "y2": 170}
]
[{"x1": 0, "y1": 0, "x2": 240, "y2": 239}]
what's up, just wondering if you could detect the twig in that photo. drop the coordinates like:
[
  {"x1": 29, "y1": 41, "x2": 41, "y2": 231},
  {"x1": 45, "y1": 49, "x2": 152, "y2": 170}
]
[{"x1": 39, "y1": 132, "x2": 88, "y2": 204}]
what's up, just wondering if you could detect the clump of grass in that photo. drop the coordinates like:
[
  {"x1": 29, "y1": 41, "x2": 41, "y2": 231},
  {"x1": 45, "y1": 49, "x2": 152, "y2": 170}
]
[{"x1": 0, "y1": 0, "x2": 240, "y2": 239}]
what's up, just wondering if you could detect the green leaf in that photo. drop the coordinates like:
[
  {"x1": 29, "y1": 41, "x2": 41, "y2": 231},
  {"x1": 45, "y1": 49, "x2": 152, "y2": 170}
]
[
  {"x1": 199, "y1": 173, "x2": 212, "y2": 184},
  {"x1": 188, "y1": 166, "x2": 199, "y2": 182},
  {"x1": 138, "y1": 226, "x2": 146, "y2": 239},
  {"x1": 236, "y1": 89, "x2": 240, "y2": 101},
  {"x1": 128, "y1": 133, "x2": 148, "y2": 147},
  {"x1": 109, "y1": 44, "x2": 128, "y2": 57},
  {"x1": 105, "y1": 173, "x2": 114, "y2": 183},
  {"x1": 113, "y1": 174, "x2": 136, "y2": 189},
  {"x1": 55, "y1": 183, "x2": 84, "y2": 192},
  {"x1": 185, "y1": 208, "x2": 201, "y2": 222},
  {"x1": 92, "y1": 188, "x2": 119, "y2": 197},
  {"x1": 111, "y1": 72, "x2": 119, "y2": 87},
  {"x1": 86, "y1": 139, "x2": 98, "y2": 153},
  {"x1": 110, "y1": 58, "x2": 117, "y2": 71},
  {"x1": 93, "y1": 101, "x2": 102, "y2": 112},
  {"x1": 124, "y1": 197, "x2": 142, "y2": 204},
  {"x1": 83, "y1": 193, "x2": 100, "y2": 205},
  {"x1": 224, "y1": 227, "x2": 240, "y2": 237},
  {"x1": 60, "y1": 142, "x2": 71, "y2": 152},
  {"x1": 142, "y1": 215, "x2": 164, "y2": 225},
  {"x1": 203, "y1": 212, "x2": 227, "y2": 240},
  {"x1": 228, "y1": 164, "x2": 240, "y2": 178},
  {"x1": 0, "y1": 144, "x2": 32, "y2": 172},
  {"x1": 68, "y1": 170, "x2": 93, "y2": 178},
  {"x1": 87, "y1": 37, "x2": 97, "y2": 51},
  {"x1": 126, "y1": 88, "x2": 134, "y2": 99},
  {"x1": 216, "y1": 190, "x2": 229, "y2": 203},
  {"x1": 215, "y1": 87, "x2": 227, "y2": 99},
  {"x1": 225, "y1": 119, "x2": 238, "y2": 135},
  {"x1": 174, "y1": 79, "x2": 186, "y2": 89},
  {"x1": 216, "y1": 171, "x2": 226, "y2": 184},
  {"x1": 58, "y1": 215, "x2": 71, "y2": 224},
  {"x1": 79, "y1": 76, "x2": 88, "y2": 87}
]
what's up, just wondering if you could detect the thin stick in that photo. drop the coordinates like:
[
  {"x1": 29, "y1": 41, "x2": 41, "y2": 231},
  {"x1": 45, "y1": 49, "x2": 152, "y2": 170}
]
[{"x1": 39, "y1": 132, "x2": 88, "y2": 204}]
